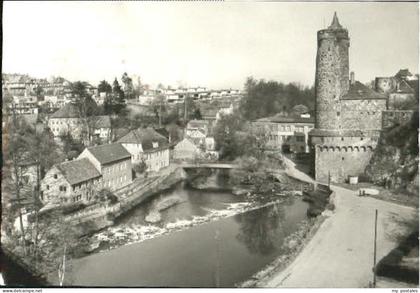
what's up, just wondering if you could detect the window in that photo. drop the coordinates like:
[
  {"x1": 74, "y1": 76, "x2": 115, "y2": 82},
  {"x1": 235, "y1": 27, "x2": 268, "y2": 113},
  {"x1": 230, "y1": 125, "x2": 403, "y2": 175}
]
[
  {"x1": 342, "y1": 157, "x2": 344, "y2": 161},
  {"x1": 337, "y1": 111, "x2": 340, "y2": 116},
  {"x1": 46, "y1": 185, "x2": 49, "y2": 190},
  {"x1": 54, "y1": 174, "x2": 58, "y2": 179}
]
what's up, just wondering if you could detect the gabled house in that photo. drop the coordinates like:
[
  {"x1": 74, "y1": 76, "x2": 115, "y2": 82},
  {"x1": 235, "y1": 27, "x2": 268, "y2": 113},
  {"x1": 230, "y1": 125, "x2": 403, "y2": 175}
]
[
  {"x1": 173, "y1": 137, "x2": 202, "y2": 161},
  {"x1": 48, "y1": 102, "x2": 83, "y2": 139},
  {"x1": 117, "y1": 127, "x2": 170, "y2": 172},
  {"x1": 91, "y1": 115, "x2": 112, "y2": 143},
  {"x1": 78, "y1": 143, "x2": 132, "y2": 191},
  {"x1": 186, "y1": 120, "x2": 210, "y2": 136},
  {"x1": 40, "y1": 158, "x2": 102, "y2": 205}
]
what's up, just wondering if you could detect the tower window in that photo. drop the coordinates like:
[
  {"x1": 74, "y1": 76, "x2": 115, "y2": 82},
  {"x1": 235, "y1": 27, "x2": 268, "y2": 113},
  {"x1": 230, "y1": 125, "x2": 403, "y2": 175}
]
[
  {"x1": 342, "y1": 157, "x2": 344, "y2": 161},
  {"x1": 337, "y1": 111, "x2": 340, "y2": 116}
]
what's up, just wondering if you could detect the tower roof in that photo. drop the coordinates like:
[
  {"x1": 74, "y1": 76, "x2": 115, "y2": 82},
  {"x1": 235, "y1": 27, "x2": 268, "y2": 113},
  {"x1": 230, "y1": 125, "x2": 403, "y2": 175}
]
[{"x1": 328, "y1": 12, "x2": 343, "y2": 30}]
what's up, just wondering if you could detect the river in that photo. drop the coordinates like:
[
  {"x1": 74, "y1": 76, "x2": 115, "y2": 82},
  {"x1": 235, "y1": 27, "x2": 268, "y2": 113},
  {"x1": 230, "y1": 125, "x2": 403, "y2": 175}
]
[
  {"x1": 71, "y1": 181, "x2": 309, "y2": 287},
  {"x1": 1, "y1": 178, "x2": 309, "y2": 287}
]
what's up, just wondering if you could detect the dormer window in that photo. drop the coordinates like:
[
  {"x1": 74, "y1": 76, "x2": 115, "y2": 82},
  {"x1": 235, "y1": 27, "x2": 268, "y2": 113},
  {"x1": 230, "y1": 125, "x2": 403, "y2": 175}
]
[{"x1": 152, "y1": 142, "x2": 159, "y2": 148}]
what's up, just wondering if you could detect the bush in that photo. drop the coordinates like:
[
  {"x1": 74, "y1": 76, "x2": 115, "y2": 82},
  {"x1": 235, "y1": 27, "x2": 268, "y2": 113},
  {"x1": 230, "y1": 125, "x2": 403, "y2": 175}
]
[{"x1": 326, "y1": 203, "x2": 335, "y2": 211}]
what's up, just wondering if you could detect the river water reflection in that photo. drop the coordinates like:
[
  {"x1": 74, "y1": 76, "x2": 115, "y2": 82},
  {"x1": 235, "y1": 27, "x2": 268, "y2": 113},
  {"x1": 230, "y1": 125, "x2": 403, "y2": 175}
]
[{"x1": 72, "y1": 182, "x2": 309, "y2": 287}]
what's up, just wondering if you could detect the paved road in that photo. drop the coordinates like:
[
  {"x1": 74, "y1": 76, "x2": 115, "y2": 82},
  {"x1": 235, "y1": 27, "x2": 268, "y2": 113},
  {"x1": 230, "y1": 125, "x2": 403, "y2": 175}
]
[{"x1": 262, "y1": 156, "x2": 416, "y2": 288}]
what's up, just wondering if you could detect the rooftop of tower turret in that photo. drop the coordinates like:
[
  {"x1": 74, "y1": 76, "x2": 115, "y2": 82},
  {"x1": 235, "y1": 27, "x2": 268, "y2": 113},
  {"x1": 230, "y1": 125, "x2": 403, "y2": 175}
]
[{"x1": 328, "y1": 12, "x2": 343, "y2": 30}]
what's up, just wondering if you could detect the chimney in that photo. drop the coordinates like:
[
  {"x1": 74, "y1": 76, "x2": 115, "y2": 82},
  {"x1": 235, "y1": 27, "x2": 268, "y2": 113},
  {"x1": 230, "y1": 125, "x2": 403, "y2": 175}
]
[{"x1": 350, "y1": 72, "x2": 355, "y2": 85}]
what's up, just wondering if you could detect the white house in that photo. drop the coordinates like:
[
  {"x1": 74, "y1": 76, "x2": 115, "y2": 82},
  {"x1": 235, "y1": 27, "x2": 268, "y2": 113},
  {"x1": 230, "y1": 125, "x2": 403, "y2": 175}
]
[
  {"x1": 117, "y1": 127, "x2": 170, "y2": 172},
  {"x1": 48, "y1": 102, "x2": 83, "y2": 139},
  {"x1": 173, "y1": 138, "x2": 202, "y2": 161},
  {"x1": 78, "y1": 143, "x2": 133, "y2": 191}
]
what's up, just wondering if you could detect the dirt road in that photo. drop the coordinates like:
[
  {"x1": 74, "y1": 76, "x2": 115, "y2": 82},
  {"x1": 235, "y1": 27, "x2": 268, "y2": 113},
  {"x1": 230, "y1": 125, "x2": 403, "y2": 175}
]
[{"x1": 262, "y1": 157, "x2": 416, "y2": 288}]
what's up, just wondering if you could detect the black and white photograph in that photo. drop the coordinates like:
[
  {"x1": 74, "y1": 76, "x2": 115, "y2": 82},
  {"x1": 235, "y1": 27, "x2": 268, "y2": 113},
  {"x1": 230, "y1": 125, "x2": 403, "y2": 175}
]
[{"x1": 1, "y1": 1, "x2": 419, "y2": 289}]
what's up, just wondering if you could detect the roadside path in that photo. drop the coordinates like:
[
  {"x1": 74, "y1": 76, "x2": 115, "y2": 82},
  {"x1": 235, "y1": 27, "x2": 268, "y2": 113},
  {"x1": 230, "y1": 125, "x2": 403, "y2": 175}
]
[{"x1": 262, "y1": 156, "x2": 416, "y2": 288}]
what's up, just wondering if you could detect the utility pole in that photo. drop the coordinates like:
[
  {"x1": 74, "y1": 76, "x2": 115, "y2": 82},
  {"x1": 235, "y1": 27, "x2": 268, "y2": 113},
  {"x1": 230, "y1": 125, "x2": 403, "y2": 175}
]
[
  {"x1": 373, "y1": 209, "x2": 378, "y2": 288},
  {"x1": 328, "y1": 170, "x2": 331, "y2": 190},
  {"x1": 184, "y1": 94, "x2": 188, "y2": 122},
  {"x1": 214, "y1": 229, "x2": 221, "y2": 288}
]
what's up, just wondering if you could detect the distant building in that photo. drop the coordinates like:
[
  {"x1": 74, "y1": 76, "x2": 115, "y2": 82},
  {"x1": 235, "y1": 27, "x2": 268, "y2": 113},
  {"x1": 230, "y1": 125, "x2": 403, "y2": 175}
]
[
  {"x1": 117, "y1": 128, "x2": 170, "y2": 172},
  {"x1": 40, "y1": 158, "x2": 102, "y2": 205},
  {"x1": 186, "y1": 120, "x2": 210, "y2": 136},
  {"x1": 91, "y1": 115, "x2": 112, "y2": 143},
  {"x1": 173, "y1": 137, "x2": 202, "y2": 161},
  {"x1": 215, "y1": 103, "x2": 234, "y2": 120},
  {"x1": 252, "y1": 113, "x2": 315, "y2": 153},
  {"x1": 375, "y1": 69, "x2": 419, "y2": 110},
  {"x1": 10, "y1": 96, "x2": 39, "y2": 115},
  {"x1": 78, "y1": 143, "x2": 132, "y2": 191},
  {"x1": 48, "y1": 103, "x2": 83, "y2": 139}
]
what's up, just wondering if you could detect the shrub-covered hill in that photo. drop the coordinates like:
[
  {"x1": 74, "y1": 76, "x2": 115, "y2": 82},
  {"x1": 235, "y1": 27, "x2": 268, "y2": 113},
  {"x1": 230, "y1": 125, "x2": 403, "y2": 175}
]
[{"x1": 365, "y1": 111, "x2": 419, "y2": 194}]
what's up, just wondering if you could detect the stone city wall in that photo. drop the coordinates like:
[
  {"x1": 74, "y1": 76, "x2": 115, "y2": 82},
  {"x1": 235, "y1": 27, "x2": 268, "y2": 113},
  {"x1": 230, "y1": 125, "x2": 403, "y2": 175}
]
[{"x1": 340, "y1": 99, "x2": 386, "y2": 130}]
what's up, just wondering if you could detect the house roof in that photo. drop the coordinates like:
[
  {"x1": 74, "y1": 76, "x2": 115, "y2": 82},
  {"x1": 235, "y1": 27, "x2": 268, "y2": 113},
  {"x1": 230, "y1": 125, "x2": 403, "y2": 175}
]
[
  {"x1": 395, "y1": 69, "x2": 412, "y2": 80},
  {"x1": 117, "y1": 127, "x2": 169, "y2": 151},
  {"x1": 154, "y1": 127, "x2": 169, "y2": 139},
  {"x1": 86, "y1": 143, "x2": 131, "y2": 165},
  {"x1": 396, "y1": 80, "x2": 415, "y2": 94},
  {"x1": 176, "y1": 137, "x2": 201, "y2": 149},
  {"x1": 50, "y1": 102, "x2": 80, "y2": 118},
  {"x1": 341, "y1": 81, "x2": 387, "y2": 100},
  {"x1": 187, "y1": 119, "x2": 209, "y2": 129},
  {"x1": 255, "y1": 113, "x2": 315, "y2": 124},
  {"x1": 56, "y1": 158, "x2": 101, "y2": 185},
  {"x1": 91, "y1": 115, "x2": 111, "y2": 129},
  {"x1": 292, "y1": 104, "x2": 310, "y2": 114},
  {"x1": 328, "y1": 12, "x2": 343, "y2": 30},
  {"x1": 113, "y1": 128, "x2": 131, "y2": 141},
  {"x1": 309, "y1": 129, "x2": 366, "y2": 137},
  {"x1": 407, "y1": 80, "x2": 419, "y2": 94}
]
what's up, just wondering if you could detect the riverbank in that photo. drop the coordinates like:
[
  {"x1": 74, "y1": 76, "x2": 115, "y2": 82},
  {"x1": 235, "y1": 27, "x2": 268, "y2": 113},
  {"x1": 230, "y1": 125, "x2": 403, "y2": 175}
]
[
  {"x1": 255, "y1": 155, "x2": 417, "y2": 287},
  {"x1": 0, "y1": 165, "x2": 187, "y2": 286},
  {"x1": 261, "y1": 183, "x2": 416, "y2": 287},
  {"x1": 237, "y1": 215, "x2": 326, "y2": 287}
]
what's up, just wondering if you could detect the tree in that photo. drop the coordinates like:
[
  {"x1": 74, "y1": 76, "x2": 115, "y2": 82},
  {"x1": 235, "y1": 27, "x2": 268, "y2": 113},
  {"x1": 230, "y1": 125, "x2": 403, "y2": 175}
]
[
  {"x1": 70, "y1": 81, "x2": 99, "y2": 145},
  {"x1": 97, "y1": 80, "x2": 112, "y2": 94},
  {"x1": 133, "y1": 160, "x2": 147, "y2": 175},
  {"x1": 213, "y1": 111, "x2": 246, "y2": 160},
  {"x1": 239, "y1": 77, "x2": 315, "y2": 121},
  {"x1": 34, "y1": 85, "x2": 45, "y2": 101},
  {"x1": 151, "y1": 94, "x2": 166, "y2": 127},
  {"x1": 112, "y1": 78, "x2": 126, "y2": 115},
  {"x1": 121, "y1": 73, "x2": 135, "y2": 100},
  {"x1": 95, "y1": 189, "x2": 119, "y2": 207},
  {"x1": 25, "y1": 210, "x2": 80, "y2": 286}
]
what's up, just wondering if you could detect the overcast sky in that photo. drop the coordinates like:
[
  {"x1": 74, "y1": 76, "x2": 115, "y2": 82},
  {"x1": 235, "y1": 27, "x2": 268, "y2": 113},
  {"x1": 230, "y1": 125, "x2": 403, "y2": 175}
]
[{"x1": 3, "y1": 1, "x2": 419, "y2": 89}]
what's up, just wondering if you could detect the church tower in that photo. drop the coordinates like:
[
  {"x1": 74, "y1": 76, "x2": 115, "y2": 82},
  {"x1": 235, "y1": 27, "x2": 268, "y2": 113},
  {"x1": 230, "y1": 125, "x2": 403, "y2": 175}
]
[{"x1": 315, "y1": 12, "x2": 350, "y2": 130}]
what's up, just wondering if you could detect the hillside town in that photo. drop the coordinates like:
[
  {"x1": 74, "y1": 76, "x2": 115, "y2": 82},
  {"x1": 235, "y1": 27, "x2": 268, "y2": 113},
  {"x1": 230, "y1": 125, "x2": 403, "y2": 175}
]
[{"x1": 1, "y1": 3, "x2": 419, "y2": 290}]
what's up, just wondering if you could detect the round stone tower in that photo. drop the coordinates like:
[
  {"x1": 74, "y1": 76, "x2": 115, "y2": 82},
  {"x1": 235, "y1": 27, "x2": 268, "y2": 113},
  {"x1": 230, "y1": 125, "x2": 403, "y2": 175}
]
[{"x1": 315, "y1": 12, "x2": 350, "y2": 130}]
